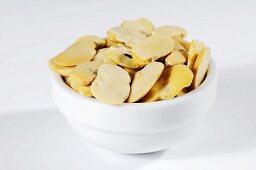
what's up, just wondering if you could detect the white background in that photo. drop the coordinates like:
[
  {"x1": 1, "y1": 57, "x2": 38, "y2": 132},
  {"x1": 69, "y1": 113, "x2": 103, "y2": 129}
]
[{"x1": 0, "y1": 0, "x2": 256, "y2": 169}]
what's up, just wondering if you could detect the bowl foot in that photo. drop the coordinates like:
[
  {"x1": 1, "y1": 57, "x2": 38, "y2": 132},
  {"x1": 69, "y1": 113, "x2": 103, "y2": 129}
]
[{"x1": 66, "y1": 118, "x2": 198, "y2": 154}]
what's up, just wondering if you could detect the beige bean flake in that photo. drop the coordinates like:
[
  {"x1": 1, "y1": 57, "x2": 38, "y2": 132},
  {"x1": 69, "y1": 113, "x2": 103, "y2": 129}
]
[
  {"x1": 128, "y1": 62, "x2": 164, "y2": 103},
  {"x1": 174, "y1": 40, "x2": 186, "y2": 51},
  {"x1": 78, "y1": 86, "x2": 93, "y2": 97},
  {"x1": 107, "y1": 46, "x2": 140, "y2": 69},
  {"x1": 121, "y1": 17, "x2": 154, "y2": 35},
  {"x1": 165, "y1": 51, "x2": 186, "y2": 66},
  {"x1": 69, "y1": 60, "x2": 102, "y2": 87},
  {"x1": 91, "y1": 64, "x2": 131, "y2": 105},
  {"x1": 93, "y1": 48, "x2": 116, "y2": 65},
  {"x1": 107, "y1": 26, "x2": 146, "y2": 47},
  {"x1": 75, "y1": 35, "x2": 106, "y2": 48},
  {"x1": 153, "y1": 25, "x2": 187, "y2": 38},
  {"x1": 106, "y1": 39, "x2": 119, "y2": 47},
  {"x1": 173, "y1": 37, "x2": 190, "y2": 51},
  {"x1": 48, "y1": 59, "x2": 74, "y2": 76},
  {"x1": 191, "y1": 47, "x2": 211, "y2": 89},
  {"x1": 53, "y1": 41, "x2": 97, "y2": 66},
  {"x1": 142, "y1": 64, "x2": 193, "y2": 102},
  {"x1": 187, "y1": 39, "x2": 205, "y2": 69},
  {"x1": 131, "y1": 34, "x2": 175, "y2": 63}
]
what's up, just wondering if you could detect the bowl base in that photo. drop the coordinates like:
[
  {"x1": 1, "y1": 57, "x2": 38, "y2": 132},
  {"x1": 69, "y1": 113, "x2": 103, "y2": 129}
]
[{"x1": 66, "y1": 118, "x2": 198, "y2": 154}]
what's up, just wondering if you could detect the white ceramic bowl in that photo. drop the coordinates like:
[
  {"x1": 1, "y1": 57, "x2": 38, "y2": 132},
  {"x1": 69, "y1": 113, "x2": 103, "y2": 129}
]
[{"x1": 51, "y1": 60, "x2": 217, "y2": 154}]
